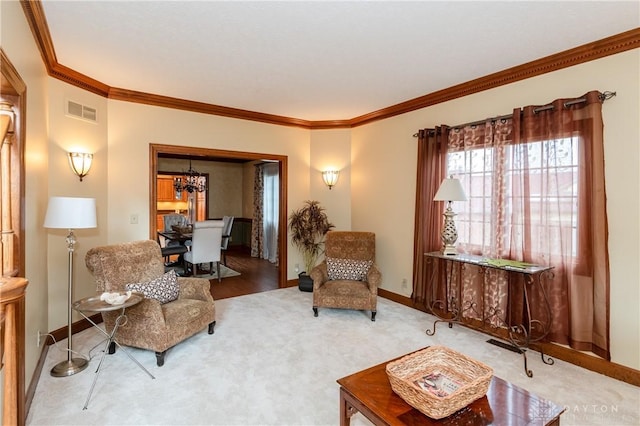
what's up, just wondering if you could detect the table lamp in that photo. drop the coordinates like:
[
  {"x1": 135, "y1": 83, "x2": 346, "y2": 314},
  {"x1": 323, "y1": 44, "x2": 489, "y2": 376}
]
[
  {"x1": 433, "y1": 176, "x2": 467, "y2": 255},
  {"x1": 44, "y1": 196, "x2": 97, "y2": 377}
]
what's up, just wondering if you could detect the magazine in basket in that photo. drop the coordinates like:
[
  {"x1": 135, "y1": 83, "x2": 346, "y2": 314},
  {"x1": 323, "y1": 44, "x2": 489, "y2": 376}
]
[
  {"x1": 385, "y1": 346, "x2": 493, "y2": 419},
  {"x1": 413, "y1": 371, "x2": 462, "y2": 398}
]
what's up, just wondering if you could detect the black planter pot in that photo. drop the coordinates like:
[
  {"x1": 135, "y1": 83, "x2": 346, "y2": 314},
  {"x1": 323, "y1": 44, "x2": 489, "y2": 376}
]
[{"x1": 298, "y1": 272, "x2": 313, "y2": 292}]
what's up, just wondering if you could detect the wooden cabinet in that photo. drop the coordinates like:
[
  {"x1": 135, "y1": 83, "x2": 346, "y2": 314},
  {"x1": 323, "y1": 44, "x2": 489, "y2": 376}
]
[
  {"x1": 156, "y1": 214, "x2": 165, "y2": 232},
  {"x1": 157, "y1": 176, "x2": 177, "y2": 201},
  {"x1": 157, "y1": 176, "x2": 187, "y2": 202}
]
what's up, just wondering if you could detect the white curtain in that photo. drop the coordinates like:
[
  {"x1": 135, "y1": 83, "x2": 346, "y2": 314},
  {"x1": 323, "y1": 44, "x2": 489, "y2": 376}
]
[{"x1": 262, "y1": 163, "x2": 279, "y2": 264}]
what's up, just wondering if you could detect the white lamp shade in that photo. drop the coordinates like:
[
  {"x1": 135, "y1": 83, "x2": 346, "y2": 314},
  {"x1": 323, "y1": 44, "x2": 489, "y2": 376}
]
[
  {"x1": 433, "y1": 177, "x2": 467, "y2": 202},
  {"x1": 44, "y1": 197, "x2": 97, "y2": 229}
]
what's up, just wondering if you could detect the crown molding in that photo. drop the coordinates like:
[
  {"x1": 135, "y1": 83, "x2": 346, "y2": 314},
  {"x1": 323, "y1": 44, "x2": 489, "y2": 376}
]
[
  {"x1": 109, "y1": 87, "x2": 314, "y2": 128},
  {"x1": 20, "y1": 1, "x2": 640, "y2": 129},
  {"x1": 349, "y1": 28, "x2": 640, "y2": 127}
]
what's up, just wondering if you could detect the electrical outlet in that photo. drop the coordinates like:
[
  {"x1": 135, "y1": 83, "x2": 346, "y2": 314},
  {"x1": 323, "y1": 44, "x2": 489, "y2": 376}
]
[
  {"x1": 130, "y1": 213, "x2": 139, "y2": 224},
  {"x1": 294, "y1": 263, "x2": 300, "y2": 274},
  {"x1": 401, "y1": 278, "x2": 408, "y2": 288},
  {"x1": 37, "y1": 330, "x2": 41, "y2": 347}
]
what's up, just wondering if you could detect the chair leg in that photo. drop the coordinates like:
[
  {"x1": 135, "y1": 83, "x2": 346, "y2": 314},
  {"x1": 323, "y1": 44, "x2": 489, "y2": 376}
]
[
  {"x1": 156, "y1": 350, "x2": 166, "y2": 367},
  {"x1": 222, "y1": 250, "x2": 227, "y2": 266},
  {"x1": 216, "y1": 261, "x2": 221, "y2": 282},
  {"x1": 371, "y1": 311, "x2": 377, "y2": 322},
  {"x1": 313, "y1": 307, "x2": 318, "y2": 317},
  {"x1": 208, "y1": 321, "x2": 216, "y2": 334}
]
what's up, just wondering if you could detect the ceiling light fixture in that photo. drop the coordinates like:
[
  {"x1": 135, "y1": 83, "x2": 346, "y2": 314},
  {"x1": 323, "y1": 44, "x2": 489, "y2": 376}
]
[{"x1": 174, "y1": 159, "x2": 207, "y2": 193}]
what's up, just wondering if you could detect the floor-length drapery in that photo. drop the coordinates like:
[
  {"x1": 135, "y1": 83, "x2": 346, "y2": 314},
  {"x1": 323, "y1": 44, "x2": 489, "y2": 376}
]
[
  {"x1": 411, "y1": 127, "x2": 449, "y2": 309},
  {"x1": 511, "y1": 91, "x2": 610, "y2": 359},
  {"x1": 414, "y1": 91, "x2": 610, "y2": 360},
  {"x1": 251, "y1": 164, "x2": 264, "y2": 258},
  {"x1": 262, "y1": 163, "x2": 279, "y2": 265}
]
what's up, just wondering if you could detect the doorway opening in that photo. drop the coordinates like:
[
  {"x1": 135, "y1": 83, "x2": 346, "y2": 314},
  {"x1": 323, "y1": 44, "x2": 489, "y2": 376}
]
[{"x1": 149, "y1": 144, "x2": 288, "y2": 289}]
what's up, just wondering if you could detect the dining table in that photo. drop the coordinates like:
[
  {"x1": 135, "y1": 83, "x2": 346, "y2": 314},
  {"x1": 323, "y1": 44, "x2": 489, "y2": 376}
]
[
  {"x1": 157, "y1": 231, "x2": 191, "y2": 270},
  {"x1": 158, "y1": 230, "x2": 193, "y2": 244}
]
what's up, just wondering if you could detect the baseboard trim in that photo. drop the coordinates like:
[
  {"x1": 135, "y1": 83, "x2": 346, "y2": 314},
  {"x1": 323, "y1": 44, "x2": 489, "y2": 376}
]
[
  {"x1": 44, "y1": 313, "x2": 103, "y2": 346},
  {"x1": 377, "y1": 288, "x2": 640, "y2": 387},
  {"x1": 284, "y1": 279, "x2": 298, "y2": 288},
  {"x1": 25, "y1": 341, "x2": 49, "y2": 418},
  {"x1": 25, "y1": 313, "x2": 103, "y2": 419}
]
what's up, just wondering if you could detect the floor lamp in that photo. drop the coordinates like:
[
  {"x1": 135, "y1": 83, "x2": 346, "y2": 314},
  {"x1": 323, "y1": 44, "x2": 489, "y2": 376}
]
[
  {"x1": 433, "y1": 176, "x2": 467, "y2": 255},
  {"x1": 44, "y1": 196, "x2": 97, "y2": 377}
]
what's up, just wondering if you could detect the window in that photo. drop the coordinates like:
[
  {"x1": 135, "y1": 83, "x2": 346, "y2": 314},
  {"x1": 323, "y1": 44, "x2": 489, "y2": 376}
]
[
  {"x1": 413, "y1": 91, "x2": 611, "y2": 359},
  {"x1": 449, "y1": 136, "x2": 580, "y2": 259}
]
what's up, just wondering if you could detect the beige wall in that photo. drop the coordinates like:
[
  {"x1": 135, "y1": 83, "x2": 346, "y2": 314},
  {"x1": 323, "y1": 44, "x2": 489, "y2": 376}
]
[
  {"x1": 350, "y1": 49, "x2": 640, "y2": 369},
  {"x1": 4, "y1": 0, "x2": 638, "y2": 396},
  {"x1": 310, "y1": 129, "x2": 352, "y2": 232},
  {"x1": 242, "y1": 162, "x2": 257, "y2": 218},
  {"x1": 105, "y1": 100, "x2": 312, "y2": 280},
  {"x1": 46, "y1": 79, "x2": 109, "y2": 329}
]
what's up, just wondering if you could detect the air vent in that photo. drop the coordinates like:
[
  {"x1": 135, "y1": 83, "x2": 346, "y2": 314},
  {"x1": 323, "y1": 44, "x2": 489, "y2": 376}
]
[{"x1": 66, "y1": 100, "x2": 98, "y2": 123}]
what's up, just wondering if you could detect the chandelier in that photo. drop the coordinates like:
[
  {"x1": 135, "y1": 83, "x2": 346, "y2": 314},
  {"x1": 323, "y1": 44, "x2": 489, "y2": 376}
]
[{"x1": 174, "y1": 160, "x2": 207, "y2": 193}]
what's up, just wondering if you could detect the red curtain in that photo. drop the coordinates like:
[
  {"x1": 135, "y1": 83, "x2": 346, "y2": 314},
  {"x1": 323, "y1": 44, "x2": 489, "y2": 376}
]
[
  {"x1": 414, "y1": 91, "x2": 610, "y2": 360},
  {"x1": 412, "y1": 127, "x2": 449, "y2": 309}
]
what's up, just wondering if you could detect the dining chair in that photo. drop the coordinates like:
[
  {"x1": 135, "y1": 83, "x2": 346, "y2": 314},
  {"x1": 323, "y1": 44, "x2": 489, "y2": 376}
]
[
  {"x1": 157, "y1": 233, "x2": 188, "y2": 269},
  {"x1": 163, "y1": 213, "x2": 187, "y2": 231},
  {"x1": 184, "y1": 220, "x2": 224, "y2": 281},
  {"x1": 163, "y1": 213, "x2": 188, "y2": 247},
  {"x1": 221, "y1": 216, "x2": 235, "y2": 266}
]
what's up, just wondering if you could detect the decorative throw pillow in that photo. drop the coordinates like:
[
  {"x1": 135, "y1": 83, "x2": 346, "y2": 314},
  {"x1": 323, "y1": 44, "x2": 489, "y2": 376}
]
[
  {"x1": 326, "y1": 257, "x2": 373, "y2": 281},
  {"x1": 125, "y1": 269, "x2": 179, "y2": 304}
]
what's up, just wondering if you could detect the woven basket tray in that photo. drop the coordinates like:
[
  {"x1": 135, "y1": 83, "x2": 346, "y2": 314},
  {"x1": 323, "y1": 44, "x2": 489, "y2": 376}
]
[
  {"x1": 171, "y1": 224, "x2": 192, "y2": 234},
  {"x1": 386, "y1": 346, "x2": 493, "y2": 419}
]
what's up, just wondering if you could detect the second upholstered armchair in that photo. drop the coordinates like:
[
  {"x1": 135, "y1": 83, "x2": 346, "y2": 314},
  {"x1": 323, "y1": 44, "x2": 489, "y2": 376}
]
[
  {"x1": 310, "y1": 231, "x2": 381, "y2": 321},
  {"x1": 85, "y1": 240, "x2": 216, "y2": 366}
]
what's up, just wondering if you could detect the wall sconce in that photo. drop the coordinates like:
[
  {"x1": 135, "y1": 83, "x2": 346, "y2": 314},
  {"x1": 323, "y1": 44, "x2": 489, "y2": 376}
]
[
  {"x1": 322, "y1": 170, "x2": 340, "y2": 190},
  {"x1": 68, "y1": 152, "x2": 93, "y2": 181}
]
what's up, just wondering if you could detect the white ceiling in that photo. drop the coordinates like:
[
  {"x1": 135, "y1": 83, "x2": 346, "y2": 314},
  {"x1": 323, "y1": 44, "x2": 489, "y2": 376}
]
[{"x1": 41, "y1": 1, "x2": 639, "y2": 122}]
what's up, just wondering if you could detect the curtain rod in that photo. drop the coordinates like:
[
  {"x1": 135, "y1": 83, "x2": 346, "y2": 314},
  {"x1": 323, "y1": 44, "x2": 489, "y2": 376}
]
[{"x1": 413, "y1": 91, "x2": 616, "y2": 137}]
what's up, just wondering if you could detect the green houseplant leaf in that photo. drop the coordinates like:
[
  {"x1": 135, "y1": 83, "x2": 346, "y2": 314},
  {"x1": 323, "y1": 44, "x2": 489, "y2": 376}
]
[{"x1": 288, "y1": 200, "x2": 334, "y2": 273}]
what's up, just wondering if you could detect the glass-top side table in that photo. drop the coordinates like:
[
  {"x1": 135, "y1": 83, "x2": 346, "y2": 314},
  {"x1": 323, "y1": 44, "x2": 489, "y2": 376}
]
[
  {"x1": 72, "y1": 292, "x2": 155, "y2": 410},
  {"x1": 423, "y1": 251, "x2": 555, "y2": 377}
]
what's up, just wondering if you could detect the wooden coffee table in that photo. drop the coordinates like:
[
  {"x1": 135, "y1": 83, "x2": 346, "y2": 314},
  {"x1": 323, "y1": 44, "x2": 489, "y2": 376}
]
[{"x1": 337, "y1": 349, "x2": 565, "y2": 425}]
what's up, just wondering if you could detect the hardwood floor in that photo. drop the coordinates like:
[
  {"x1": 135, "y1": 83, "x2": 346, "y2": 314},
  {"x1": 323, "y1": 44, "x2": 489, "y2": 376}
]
[{"x1": 209, "y1": 246, "x2": 280, "y2": 299}]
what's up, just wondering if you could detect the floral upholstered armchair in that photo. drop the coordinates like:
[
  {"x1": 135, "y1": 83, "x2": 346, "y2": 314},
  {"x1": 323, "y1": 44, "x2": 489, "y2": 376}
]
[
  {"x1": 85, "y1": 240, "x2": 216, "y2": 366},
  {"x1": 310, "y1": 231, "x2": 381, "y2": 321}
]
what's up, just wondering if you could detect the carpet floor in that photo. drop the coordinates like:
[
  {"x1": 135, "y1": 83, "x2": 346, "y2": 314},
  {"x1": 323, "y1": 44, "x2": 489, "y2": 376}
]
[{"x1": 27, "y1": 287, "x2": 639, "y2": 425}]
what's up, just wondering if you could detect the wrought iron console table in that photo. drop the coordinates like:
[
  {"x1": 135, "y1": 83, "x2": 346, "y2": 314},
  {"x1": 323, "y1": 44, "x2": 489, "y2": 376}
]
[{"x1": 423, "y1": 251, "x2": 555, "y2": 377}]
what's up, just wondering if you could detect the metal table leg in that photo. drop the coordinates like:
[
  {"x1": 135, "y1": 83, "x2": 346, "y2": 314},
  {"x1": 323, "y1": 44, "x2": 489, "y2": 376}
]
[{"x1": 77, "y1": 308, "x2": 155, "y2": 409}]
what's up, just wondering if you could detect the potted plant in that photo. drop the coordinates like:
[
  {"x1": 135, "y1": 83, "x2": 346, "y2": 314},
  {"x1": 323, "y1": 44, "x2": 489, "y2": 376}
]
[{"x1": 288, "y1": 200, "x2": 334, "y2": 292}]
